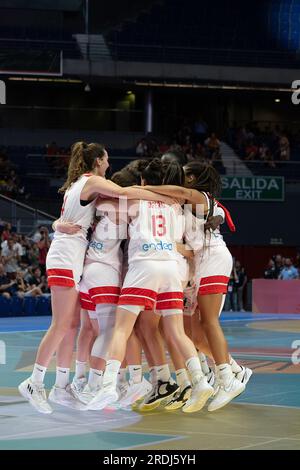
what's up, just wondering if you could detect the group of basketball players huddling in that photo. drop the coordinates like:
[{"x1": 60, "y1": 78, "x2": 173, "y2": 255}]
[{"x1": 19, "y1": 142, "x2": 252, "y2": 415}]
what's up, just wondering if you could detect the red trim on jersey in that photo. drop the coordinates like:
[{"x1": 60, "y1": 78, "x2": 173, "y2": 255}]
[
  {"x1": 89, "y1": 286, "x2": 121, "y2": 304},
  {"x1": 200, "y1": 275, "x2": 229, "y2": 286},
  {"x1": 47, "y1": 268, "x2": 75, "y2": 287},
  {"x1": 83, "y1": 173, "x2": 93, "y2": 177}
]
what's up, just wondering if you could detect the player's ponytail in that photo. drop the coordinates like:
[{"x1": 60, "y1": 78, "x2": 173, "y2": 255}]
[
  {"x1": 59, "y1": 141, "x2": 106, "y2": 193},
  {"x1": 184, "y1": 161, "x2": 221, "y2": 200},
  {"x1": 141, "y1": 158, "x2": 163, "y2": 185},
  {"x1": 162, "y1": 160, "x2": 184, "y2": 186}
]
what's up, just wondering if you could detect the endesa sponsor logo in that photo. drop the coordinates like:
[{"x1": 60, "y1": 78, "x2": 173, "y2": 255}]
[
  {"x1": 89, "y1": 240, "x2": 104, "y2": 251},
  {"x1": 142, "y1": 240, "x2": 173, "y2": 252}
]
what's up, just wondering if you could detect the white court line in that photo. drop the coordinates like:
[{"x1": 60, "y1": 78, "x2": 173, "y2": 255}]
[
  {"x1": 235, "y1": 401, "x2": 300, "y2": 410},
  {"x1": 1, "y1": 412, "x2": 138, "y2": 440},
  {"x1": 234, "y1": 437, "x2": 284, "y2": 450},
  {"x1": 119, "y1": 435, "x2": 184, "y2": 450},
  {"x1": 123, "y1": 425, "x2": 288, "y2": 441}
]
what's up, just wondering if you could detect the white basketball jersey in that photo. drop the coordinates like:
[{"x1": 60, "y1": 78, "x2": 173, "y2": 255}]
[
  {"x1": 86, "y1": 213, "x2": 126, "y2": 273},
  {"x1": 54, "y1": 174, "x2": 95, "y2": 242},
  {"x1": 184, "y1": 192, "x2": 226, "y2": 252},
  {"x1": 128, "y1": 200, "x2": 183, "y2": 263}
]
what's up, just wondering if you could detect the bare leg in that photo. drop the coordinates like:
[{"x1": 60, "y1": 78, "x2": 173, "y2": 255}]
[
  {"x1": 198, "y1": 293, "x2": 230, "y2": 365},
  {"x1": 107, "y1": 307, "x2": 138, "y2": 362},
  {"x1": 36, "y1": 286, "x2": 80, "y2": 367},
  {"x1": 75, "y1": 310, "x2": 97, "y2": 363}
]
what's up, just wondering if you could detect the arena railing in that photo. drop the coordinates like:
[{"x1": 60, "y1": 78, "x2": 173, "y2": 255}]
[
  {"x1": 0, "y1": 194, "x2": 55, "y2": 235},
  {"x1": 1, "y1": 37, "x2": 300, "y2": 68}
]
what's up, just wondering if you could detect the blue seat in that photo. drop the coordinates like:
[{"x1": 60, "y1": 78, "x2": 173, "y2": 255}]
[
  {"x1": 23, "y1": 296, "x2": 37, "y2": 316},
  {"x1": 36, "y1": 297, "x2": 51, "y2": 316},
  {"x1": 10, "y1": 296, "x2": 24, "y2": 316},
  {"x1": 0, "y1": 297, "x2": 11, "y2": 317}
]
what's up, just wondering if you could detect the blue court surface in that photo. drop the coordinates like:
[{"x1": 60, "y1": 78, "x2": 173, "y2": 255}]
[{"x1": 0, "y1": 312, "x2": 299, "y2": 450}]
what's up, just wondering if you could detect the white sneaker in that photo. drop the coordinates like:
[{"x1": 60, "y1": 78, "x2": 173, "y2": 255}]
[
  {"x1": 48, "y1": 384, "x2": 86, "y2": 410},
  {"x1": 208, "y1": 376, "x2": 245, "y2": 412},
  {"x1": 74, "y1": 383, "x2": 102, "y2": 405},
  {"x1": 18, "y1": 378, "x2": 53, "y2": 414},
  {"x1": 118, "y1": 377, "x2": 152, "y2": 408},
  {"x1": 86, "y1": 384, "x2": 119, "y2": 411},
  {"x1": 206, "y1": 369, "x2": 215, "y2": 387},
  {"x1": 70, "y1": 377, "x2": 88, "y2": 402},
  {"x1": 235, "y1": 366, "x2": 253, "y2": 385},
  {"x1": 182, "y1": 377, "x2": 214, "y2": 413}
]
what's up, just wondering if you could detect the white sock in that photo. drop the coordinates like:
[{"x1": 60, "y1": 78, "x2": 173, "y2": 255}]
[
  {"x1": 149, "y1": 367, "x2": 157, "y2": 386},
  {"x1": 55, "y1": 367, "x2": 70, "y2": 389},
  {"x1": 199, "y1": 352, "x2": 210, "y2": 375},
  {"x1": 155, "y1": 364, "x2": 171, "y2": 382},
  {"x1": 75, "y1": 360, "x2": 87, "y2": 379},
  {"x1": 31, "y1": 363, "x2": 47, "y2": 384},
  {"x1": 185, "y1": 356, "x2": 204, "y2": 385},
  {"x1": 128, "y1": 365, "x2": 142, "y2": 384},
  {"x1": 117, "y1": 368, "x2": 127, "y2": 386},
  {"x1": 230, "y1": 356, "x2": 242, "y2": 374},
  {"x1": 217, "y1": 363, "x2": 234, "y2": 387},
  {"x1": 103, "y1": 359, "x2": 121, "y2": 389},
  {"x1": 175, "y1": 368, "x2": 191, "y2": 387},
  {"x1": 88, "y1": 368, "x2": 103, "y2": 389}
]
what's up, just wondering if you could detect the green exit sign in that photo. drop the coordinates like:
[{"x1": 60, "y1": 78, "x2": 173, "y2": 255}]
[{"x1": 221, "y1": 176, "x2": 285, "y2": 201}]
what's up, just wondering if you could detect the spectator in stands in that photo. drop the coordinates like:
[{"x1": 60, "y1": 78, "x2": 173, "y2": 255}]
[
  {"x1": 204, "y1": 132, "x2": 221, "y2": 160},
  {"x1": 245, "y1": 141, "x2": 258, "y2": 160},
  {"x1": 264, "y1": 259, "x2": 278, "y2": 279},
  {"x1": 224, "y1": 268, "x2": 238, "y2": 311},
  {"x1": 279, "y1": 133, "x2": 290, "y2": 161},
  {"x1": 278, "y1": 258, "x2": 299, "y2": 280},
  {"x1": 46, "y1": 141, "x2": 58, "y2": 157},
  {"x1": 193, "y1": 142, "x2": 206, "y2": 161},
  {"x1": 273, "y1": 254, "x2": 284, "y2": 278},
  {"x1": 27, "y1": 266, "x2": 50, "y2": 297},
  {"x1": 37, "y1": 227, "x2": 50, "y2": 275},
  {"x1": 1, "y1": 223, "x2": 12, "y2": 242},
  {"x1": 158, "y1": 140, "x2": 170, "y2": 154},
  {"x1": 1, "y1": 237, "x2": 20, "y2": 278},
  {"x1": 0, "y1": 263, "x2": 15, "y2": 299},
  {"x1": 193, "y1": 118, "x2": 208, "y2": 143},
  {"x1": 136, "y1": 138, "x2": 148, "y2": 157},
  {"x1": 234, "y1": 260, "x2": 247, "y2": 311}
]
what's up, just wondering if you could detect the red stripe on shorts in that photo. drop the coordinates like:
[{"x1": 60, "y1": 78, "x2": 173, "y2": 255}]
[
  {"x1": 89, "y1": 286, "x2": 120, "y2": 304},
  {"x1": 156, "y1": 291, "x2": 183, "y2": 301},
  {"x1": 200, "y1": 275, "x2": 229, "y2": 286},
  {"x1": 156, "y1": 299, "x2": 183, "y2": 310}
]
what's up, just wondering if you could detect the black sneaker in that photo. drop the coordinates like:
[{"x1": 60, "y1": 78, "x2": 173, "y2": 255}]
[
  {"x1": 164, "y1": 384, "x2": 192, "y2": 410},
  {"x1": 138, "y1": 380, "x2": 179, "y2": 411}
]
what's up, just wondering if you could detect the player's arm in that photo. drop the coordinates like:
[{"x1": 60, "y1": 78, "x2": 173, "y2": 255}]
[
  {"x1": 139, "y1": 184, "x2": 207, "y2": 206},
  {"x1": 52, "y1": 219, "x2": 82, "y2": 234},
  {"x1": 82, "y1": 176, "x2": 175, "y2": 204},
  {"x1": 176, "y1": 242, "x2": 194, "y2": 259}
]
